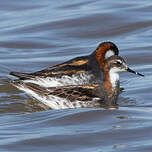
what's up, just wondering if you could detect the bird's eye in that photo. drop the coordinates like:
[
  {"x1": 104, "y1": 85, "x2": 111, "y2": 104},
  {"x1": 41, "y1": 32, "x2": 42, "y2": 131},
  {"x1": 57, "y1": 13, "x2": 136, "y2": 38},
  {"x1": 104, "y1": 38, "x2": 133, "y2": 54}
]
[{"x1": 116, "y1": 61, "x2": 121, "y2": 65}]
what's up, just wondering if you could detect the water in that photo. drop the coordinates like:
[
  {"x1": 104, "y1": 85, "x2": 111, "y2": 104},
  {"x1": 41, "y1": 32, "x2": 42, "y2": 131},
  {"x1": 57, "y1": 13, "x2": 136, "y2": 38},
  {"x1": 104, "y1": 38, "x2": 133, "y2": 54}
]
[{"x1": 0, "y1": 0, "x2": 152, "y2": 151}]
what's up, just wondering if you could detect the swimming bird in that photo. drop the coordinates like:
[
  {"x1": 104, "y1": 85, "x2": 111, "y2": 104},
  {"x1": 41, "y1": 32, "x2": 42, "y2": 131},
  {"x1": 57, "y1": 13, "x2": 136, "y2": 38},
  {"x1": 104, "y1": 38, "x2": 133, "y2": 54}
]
[
  {"x1": 11, "y1": 55, "x2": 144, "y2": 109},
  {"x1": 10, "y1": 42, "x2": 119, "y2": 87}
]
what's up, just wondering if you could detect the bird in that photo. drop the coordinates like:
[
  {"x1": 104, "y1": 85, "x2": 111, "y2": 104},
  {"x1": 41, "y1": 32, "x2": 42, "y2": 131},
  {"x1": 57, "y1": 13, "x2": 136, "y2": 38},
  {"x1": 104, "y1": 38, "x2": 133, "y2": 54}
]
[
  {"x1": 10, "y1": 55, "x2": 144, "y2": 109},
  {"x1": 10, "y1": 42, "x2": 119, "y2": 87}
]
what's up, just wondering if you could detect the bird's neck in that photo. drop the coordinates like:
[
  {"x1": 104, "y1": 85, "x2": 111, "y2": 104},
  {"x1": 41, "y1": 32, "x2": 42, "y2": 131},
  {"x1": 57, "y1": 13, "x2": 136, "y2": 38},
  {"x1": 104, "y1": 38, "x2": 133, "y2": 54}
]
[
  {"x1": 94, "y1": 47, "x2": 107, "y2": 69},
  {"x1": 109, "y1": 69, "x2": 120, "y2": 89},
  {"x1": 102, "y1": 69, "x2": 120, "y2": 107},
  {"x1": 104, "y1": 69, "x2": 120, "y2": 92}
]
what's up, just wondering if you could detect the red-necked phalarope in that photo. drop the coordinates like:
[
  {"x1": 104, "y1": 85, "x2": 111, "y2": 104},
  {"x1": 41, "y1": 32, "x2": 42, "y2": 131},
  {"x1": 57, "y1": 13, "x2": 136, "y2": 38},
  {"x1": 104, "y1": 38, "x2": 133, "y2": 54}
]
[
  {"x1": 10, "y1": 42, "x2": 119, "y2": 87},
  {"x1": 11, "y1": 55, "x2": 144, "y2": 109}
]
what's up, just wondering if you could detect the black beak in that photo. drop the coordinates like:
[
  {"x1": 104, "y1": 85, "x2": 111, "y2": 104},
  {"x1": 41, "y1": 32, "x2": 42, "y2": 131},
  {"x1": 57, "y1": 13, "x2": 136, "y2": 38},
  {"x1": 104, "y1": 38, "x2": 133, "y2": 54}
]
[{"x1": 127, "y1": 68, "x2": 144, "y2": 77}]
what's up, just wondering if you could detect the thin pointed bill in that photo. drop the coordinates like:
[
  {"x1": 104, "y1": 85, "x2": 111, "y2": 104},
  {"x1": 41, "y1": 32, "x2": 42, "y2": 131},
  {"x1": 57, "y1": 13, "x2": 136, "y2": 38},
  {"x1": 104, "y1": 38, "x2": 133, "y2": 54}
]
[{"x1": 127, "y1": 68, "x2": 144, "y2": 77}]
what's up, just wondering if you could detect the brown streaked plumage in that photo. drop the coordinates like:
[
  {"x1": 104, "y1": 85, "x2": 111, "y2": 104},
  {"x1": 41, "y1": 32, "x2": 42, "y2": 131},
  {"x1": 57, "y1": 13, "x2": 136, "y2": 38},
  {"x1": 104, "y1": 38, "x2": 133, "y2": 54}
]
[
  {"x1": 49, "y1": 59, "x2": 89, "y2": 70},
  {"x1": 10, "y1": 56, "x2": 144, "y2": 109},
  {"x1": 10, "y1": 42, "x2": 119, "y2": 87}
]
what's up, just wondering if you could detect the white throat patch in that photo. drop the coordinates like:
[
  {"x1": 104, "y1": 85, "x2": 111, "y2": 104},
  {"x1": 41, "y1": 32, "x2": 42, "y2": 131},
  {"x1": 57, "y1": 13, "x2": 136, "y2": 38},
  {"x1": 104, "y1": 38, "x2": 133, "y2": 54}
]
[
  {"x1": 109, "y1": 68, "x2": 120, "y2": 88},
  {"x1": 105, "y1": 50, "x2": 114, "y2": 59}
]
